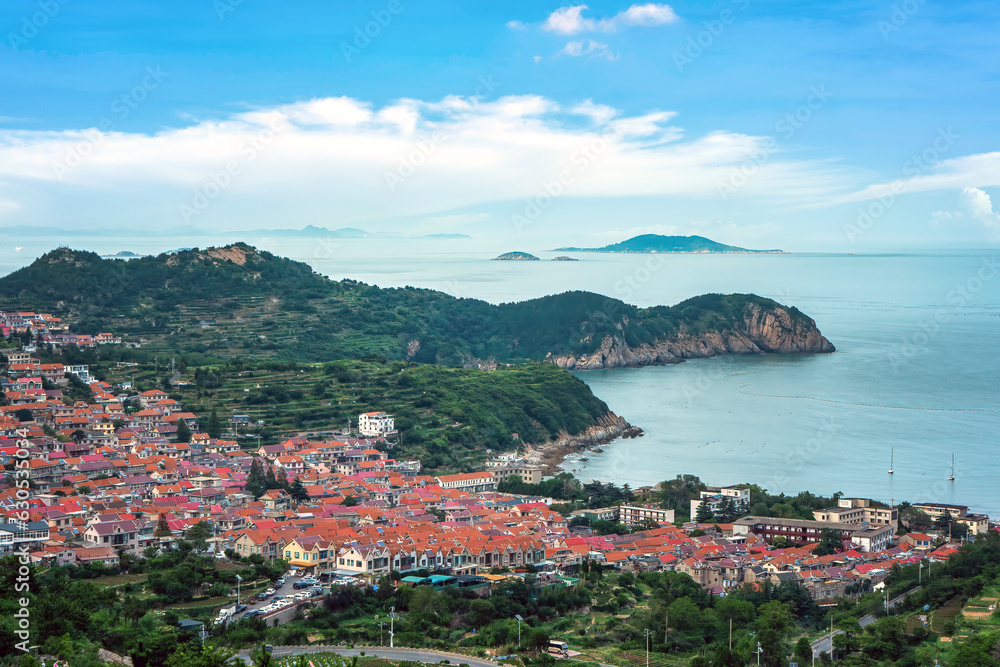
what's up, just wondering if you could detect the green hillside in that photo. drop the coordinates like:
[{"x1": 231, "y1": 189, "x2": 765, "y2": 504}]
[{"x1": 0, "y1": 244, "x2": 827, "y2": 367}]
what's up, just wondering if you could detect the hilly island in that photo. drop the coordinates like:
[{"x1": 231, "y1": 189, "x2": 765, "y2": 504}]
[
  {"x1": 0, "y1": 244, "x2": 832, "y2": 470},
  {"x1": 557, "y1": 233, "x2": 782, "y2": 253}
]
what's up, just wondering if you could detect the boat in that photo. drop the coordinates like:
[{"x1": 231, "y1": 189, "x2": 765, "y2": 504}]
[
  {"x1": 888, "y1": 447, "x2": 894, "y2": 475},
  {"x1": 948, "y1": 453, "x2": 955, "y2": 481}
]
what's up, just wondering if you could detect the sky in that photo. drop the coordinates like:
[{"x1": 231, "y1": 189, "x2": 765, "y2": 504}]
[{"x1": 1, "y1": 0, "x2": 999, "y2": 251}]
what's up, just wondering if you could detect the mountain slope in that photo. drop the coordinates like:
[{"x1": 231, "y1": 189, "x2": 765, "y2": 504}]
[
  {"x1": 0, "y1": 244, "x2": 832, "y2": 368},
  {"x1": 556, "y1": 234, "x2": 780, "y2": 253}
]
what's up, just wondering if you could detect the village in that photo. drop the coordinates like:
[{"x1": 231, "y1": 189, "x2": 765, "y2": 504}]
[{"x1": 1, "y1": 308, "x2": 997, "y2": 628}]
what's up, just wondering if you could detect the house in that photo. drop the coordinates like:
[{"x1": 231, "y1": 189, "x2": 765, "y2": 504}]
[
  {"x1": 358, "y1": 411, "x2": 394, "y2": 437},
  {"x1": 0, "y1": 521, "x2": 51, "y2": 554},
  {"x1": 83, "y1": 519, "x2": 142, "y2": 552},
  {"x1": 901, "y1": 533, "x2": 934, "y2": 550}
]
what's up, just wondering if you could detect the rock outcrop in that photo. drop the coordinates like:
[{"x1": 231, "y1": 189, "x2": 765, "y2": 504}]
[
  {"x1": 522, "y1": 411, "x2": 642, "y2": 473},
  {"x1": 545, "y1": 301, "x2": 835, "y2": 370}
]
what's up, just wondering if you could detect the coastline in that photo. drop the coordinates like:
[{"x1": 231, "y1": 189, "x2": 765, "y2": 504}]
[{"x1": 522, "y1": 411, "x2": 642, "y2": 474}]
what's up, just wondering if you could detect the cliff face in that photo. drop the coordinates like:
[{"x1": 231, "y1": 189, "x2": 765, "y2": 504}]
[
  {"x1": 545, "y1": 302, "x2": 835, "y2": 370},
  {"x1": 522, "y1": 411, "x2": 642, "y2": 473}
]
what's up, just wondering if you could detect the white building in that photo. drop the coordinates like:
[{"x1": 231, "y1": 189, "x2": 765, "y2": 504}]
[
  {"x1": 690, "y1": 485, "x2": 751, "y2": 521},
  {"x1": 358, "y1": 411, "x2": 394, "y2": 436}
]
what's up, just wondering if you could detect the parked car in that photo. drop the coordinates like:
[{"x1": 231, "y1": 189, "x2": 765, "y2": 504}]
[
  {"x1": 265, "y1": 588, "x2": 275, "y2": 596},
  {"x1": 309, "y1": 587, "x2": 323, "y2": 596},
  {"x1": 293, "y1": 581, "x2": 312, "y2": 589},
  {"x1": 276, "y1": 578, "x2": 285, "y2": 586},
  {"x1": 242, "y1": 610, "x2": 260, "y2": 618},
  {"x1": 235, "y1": 604, "x2": 247, "y2": 613}
]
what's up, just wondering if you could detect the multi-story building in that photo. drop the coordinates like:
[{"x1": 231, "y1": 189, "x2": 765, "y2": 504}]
[
  {"x1": 489, "y1": 464, "x2": 543, "y2": 485},
  {"x1": 435, "y1": 472, "x2": 496, "y2": 494},
  {"x1": 619, "y1": 504, "x2": 675, "y2": 528},
  {"x1": 690, "y1": 485, "x2": 750, "y2": 521},
  {"x1": 358, "y1": 411, "x2": 394, "y2": 436},
  {"x1": 813, "y1": 498, "x2": 898, "y2": 530},
  {"x1": 732, "y1": 516, "x2": 895, "y2": 552}
]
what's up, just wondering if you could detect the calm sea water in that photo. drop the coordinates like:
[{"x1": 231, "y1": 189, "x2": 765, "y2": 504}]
[{"x1": 2, "y1": 235, "x2": 998, "y2": 517}]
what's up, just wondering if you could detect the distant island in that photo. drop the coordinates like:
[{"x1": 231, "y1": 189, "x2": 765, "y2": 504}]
[
  {"x1": 493, "y1": 251, "x2": 540, "y2": 261},
  {"x1": 556, "y1": 234, "x2": 782, "y2": 254},
  {"x1": 100, "y1": 251, "x2": 143, "y2": 258},
  {"x1": 552, "y1": 256, "x2": 579, "y2": 261}
]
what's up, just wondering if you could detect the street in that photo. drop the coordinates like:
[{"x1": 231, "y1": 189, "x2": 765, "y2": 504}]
[{"x1": 811, "y1": 587, "x2": 921, "y2": 655}]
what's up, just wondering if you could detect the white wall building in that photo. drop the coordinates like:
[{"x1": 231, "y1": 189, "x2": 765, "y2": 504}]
[{"x1": 358, "y1": 411, "x2": 394, "y2": 436}]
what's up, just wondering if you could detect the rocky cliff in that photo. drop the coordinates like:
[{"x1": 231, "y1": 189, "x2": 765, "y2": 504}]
[
  {"x1": 545, "y1": 301, "x2": 835, "y2": 370},
  {"x1": 523, "y1": 411, "x2": 642, "y2": 472}
]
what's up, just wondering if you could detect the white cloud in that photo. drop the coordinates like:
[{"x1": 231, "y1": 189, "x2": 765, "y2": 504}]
[
  {"x1": 506, "y1": 20, "x2": 527, "y2": 30},
  {"x1": 558, "y1": 40, "x2": 619, "y2": 61},
  {"x1": 0, "y1": 94, "x2": 850, "y2": 231},
  {"x1": 542, "y1": 4, "x2": 678, "y2": 35},
  {"x1": 961, "y1": 186, "x2": 1000, "y2": 229},
  {"x1": 835, "y1": 151, "x2": 1000, "y2": 205}
]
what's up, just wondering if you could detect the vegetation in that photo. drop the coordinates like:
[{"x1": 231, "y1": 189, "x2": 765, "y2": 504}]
[
  {"x1": 0, "y1": 245, "x2": 821, "y2": 366},
  {"x1": 88, "y1": 357, "x2": 612, "y2": 473}
]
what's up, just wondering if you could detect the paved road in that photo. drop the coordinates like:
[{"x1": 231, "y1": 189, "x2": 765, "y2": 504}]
[
  {"x1": 811, "y1": 587, "x2": 921, "y2": 655},
  {"x1": 236, "y1": 646, "x2": 496, "y2": 667}
]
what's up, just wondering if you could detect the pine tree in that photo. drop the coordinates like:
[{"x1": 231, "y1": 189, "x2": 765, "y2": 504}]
[
  {"x1": 695, "y1": 500, "x2": 715, "y2": 524},
  {"x1": 175, "y1": 420, "x2": 192, "y2": 443},
  {"x1": 154, "y1": 512, "x2": 171, "y2": 538},
  {"x1": 275, "y1": 467, "x2": 289, "y2": 490},
  {"x1": 246, "y1": 457, "x2": 267, "y2": 498},
  {"x1": 289, "y1": 479, "x2": 308, "y2": 503},
  {"x1": 207, "y1": 408, "x2": 222, "y2": 439}
]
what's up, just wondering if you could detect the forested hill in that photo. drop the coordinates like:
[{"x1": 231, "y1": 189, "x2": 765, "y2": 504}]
[{"x1": 0, "y1": 244, "x2": 833, "y2": 366}]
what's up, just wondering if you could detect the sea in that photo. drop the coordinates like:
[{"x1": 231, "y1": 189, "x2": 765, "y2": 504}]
[{"x1": 2, "y1": 234, "x2": 998, "y2": 518}]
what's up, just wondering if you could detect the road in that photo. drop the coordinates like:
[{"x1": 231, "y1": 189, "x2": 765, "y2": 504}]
[
  {"x1": 226, "y1": 574, "x2": 323, "y2": 627},
  {"x1": 811, "y1": 587, "x2": 921, "y2": 656},
  {"x1": 236, "y1": 646, "x2": 497, "y2": 667}
]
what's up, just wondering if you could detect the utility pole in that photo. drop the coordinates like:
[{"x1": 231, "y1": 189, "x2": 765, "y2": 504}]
[
  {"x1": 729, "y1": 617, "x2": 732, "y2": 651},
  {"x1": 515, "y1": 614, "x2": 524, "y2": 649},
  {"x1": 644, "y1": 629, "x2": 651, "y2": 667},
  {"x1": 754, "y1": 641, "x2": 763, "y2": 666},
  {"x1": 390, "y1": 606, "x2": 396, "y2": 648}
]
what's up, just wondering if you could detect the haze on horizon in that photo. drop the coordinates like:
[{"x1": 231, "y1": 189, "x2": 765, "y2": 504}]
[{"x1": 1, "y1": 0, "x2": 999, "y2": 252}]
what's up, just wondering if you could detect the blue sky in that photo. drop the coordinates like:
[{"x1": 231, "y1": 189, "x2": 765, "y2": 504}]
[{"x1": 1, "y1": 0, "x2": 999, "y2": 251}]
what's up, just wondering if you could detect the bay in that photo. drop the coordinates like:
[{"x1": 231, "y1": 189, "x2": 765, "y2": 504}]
[{"x1": 2, "y1": 235, "x2": 997, "y2": 517}]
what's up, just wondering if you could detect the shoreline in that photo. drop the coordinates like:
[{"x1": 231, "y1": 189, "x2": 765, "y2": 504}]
[{"x1": 522, "y1": 411, "x2": 642, "y2": 475}]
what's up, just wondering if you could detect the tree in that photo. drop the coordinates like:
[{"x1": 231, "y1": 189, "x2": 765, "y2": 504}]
[
  {"x1": 207, "y1": 408, "x2": 222, "y2": 438},
  {"x1": 289, "y1": 478, "x2": 309, "y2": 503},
  {"x1": 795, "y1": 638, "x2": 813, "y2": 667},
  {"x1": 175, "y1": 419, "x2": 192, "y2": 443},
  {"x1": 813, "y1": 529, "x2": 843, "y2": 556},
  {"x1": 14, "y1": 408, "x2": 33, "y2": 423},
  {"x1": 154, "y1": 512, "x2": 171, "y2": 538},
  {"x1": 694, "y1": 500, "x2": 715, "y2": 524},
  {"x1": 246, "y1": 457, "x2": 267, "y2": 498}
]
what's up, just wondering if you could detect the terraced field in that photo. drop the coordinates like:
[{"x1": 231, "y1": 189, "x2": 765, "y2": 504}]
[{"x1": 104, "y1": 359, "x2": 612, "y2": 473}]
